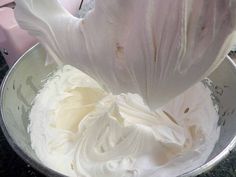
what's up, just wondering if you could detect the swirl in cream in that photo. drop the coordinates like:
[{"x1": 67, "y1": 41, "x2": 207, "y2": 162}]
[{"x1": 29, "y1": 65, "x2": 220, "y2": 177}]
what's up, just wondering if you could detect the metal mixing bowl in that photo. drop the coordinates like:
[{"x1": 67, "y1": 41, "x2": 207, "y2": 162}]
[{"x1": 0, "y1": 44, "x2": 236, "y2": 177}]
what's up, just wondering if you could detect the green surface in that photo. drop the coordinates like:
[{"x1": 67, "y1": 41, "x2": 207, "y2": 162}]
[{"x1": 199, "y1": 150, "x2": 236, "y2": 177}]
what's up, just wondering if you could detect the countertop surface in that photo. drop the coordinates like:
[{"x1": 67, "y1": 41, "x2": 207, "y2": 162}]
[{"x1": 0, "y1": 51, "x2": 236, "y2": 177}]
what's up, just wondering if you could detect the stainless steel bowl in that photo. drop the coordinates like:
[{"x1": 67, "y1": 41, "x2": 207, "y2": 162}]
[{"x1": 0, "y1": 44, "x2": 236, "y2": 177}]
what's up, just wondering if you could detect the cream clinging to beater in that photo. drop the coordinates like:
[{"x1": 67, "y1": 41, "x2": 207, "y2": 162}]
[{"x1": 15, "y1": 0, "x2": 236, "y2": 109}]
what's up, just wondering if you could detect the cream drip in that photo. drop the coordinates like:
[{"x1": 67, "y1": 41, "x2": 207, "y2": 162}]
[{"x1": 29, "y1": 65, "x2": 220, "y2": 177}]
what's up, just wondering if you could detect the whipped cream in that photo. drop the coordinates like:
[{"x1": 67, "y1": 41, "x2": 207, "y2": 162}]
[
  {"x1": 15, "y1": 0, "x2": 236, "y2": 109},
  {"x1": 29, "y1": 65, "x2": 220, "y2": 177}
]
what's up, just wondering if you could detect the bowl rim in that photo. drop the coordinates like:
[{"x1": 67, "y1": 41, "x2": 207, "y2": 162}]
[
  {"x1": 0, "y1": 44, "x2": 236, "y2": 177},
  {"x1": 0, "y1": 44, "x2": 66, "y2": 177},
  {"x1": 182, "y1": 55, "x2": 236, "y2": 177}
]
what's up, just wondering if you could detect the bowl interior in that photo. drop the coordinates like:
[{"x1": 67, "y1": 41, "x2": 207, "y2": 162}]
[
  {"x1": 0, "y1": 44, "x2": 63, "y2": 176},
  {"x1": 1, "y1": 44, "x2": 236, "y2": 177}
]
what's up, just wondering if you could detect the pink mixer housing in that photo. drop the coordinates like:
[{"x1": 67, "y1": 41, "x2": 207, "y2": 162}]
[{"x1": 0, "y1": 0, "x2": 79, "y2": 67}]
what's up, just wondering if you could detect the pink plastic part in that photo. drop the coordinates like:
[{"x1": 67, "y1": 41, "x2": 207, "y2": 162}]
[
  {"x1": 0, "y1": 0, "x2": 80, "y2": 67},
  {"x1": 0, "y1": 0, "x2": 14, "y2": 7},
  {"x1": 0, "y1": 7, "x2": 36, "y2": 67}
]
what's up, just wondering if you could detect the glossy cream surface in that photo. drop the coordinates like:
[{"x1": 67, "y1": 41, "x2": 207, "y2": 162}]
[{"x1": 29, "y1": 65, "x2": 220, "y2": 177}]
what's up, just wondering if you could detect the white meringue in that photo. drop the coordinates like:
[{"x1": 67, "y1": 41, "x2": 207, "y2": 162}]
[
  {"x1": 15, "y1": 0, "x2": 236, "y2": 108},
  {"x1": 29, "y1": 65, "x2": 219, "y2": 177}
]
